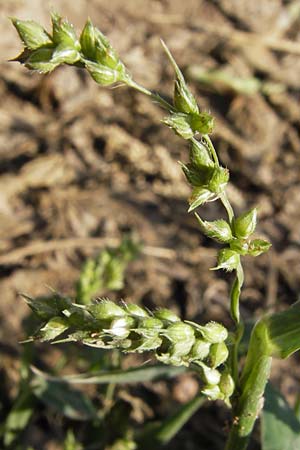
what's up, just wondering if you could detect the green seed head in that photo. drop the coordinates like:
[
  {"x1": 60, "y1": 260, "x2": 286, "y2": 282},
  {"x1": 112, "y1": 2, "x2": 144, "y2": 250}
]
[
  {"x1": 162, "y1": 113, "x2": 195, "y2": 140},
  {"x1": 230, "y1": 239, "x2": 249, "y2": 256},
  {"x1": 51, "y1": 43, "x2": 80, "y2": 64},
  {"x1": 213, "y1": 248, "x2": 240, "y2": 272},
  {"x1": 190, "y1": 112, "x2": 214, "y2": 135},
  {"x1": 233, "y1": 207, "x2": 257, "y2": 240},
  {"x1": 154, "y1": 308, "x2": 180, "y2": 323},
  {"x1": 138, "y1": 317, "x2": 163, "y2": 330},
  {"x1": 170, "y1": 339, "x2": 195, "y2": 358},
  {"x1": 208, "y1": 166, "x2": 229, "y2": 194},
  {"x1": 51, "y1": 12, "x2": 79, "y2": 48},
  {"x1": 85, "y1": 60, "x2": 125, "y2": 86},
  {"x1": 201, "y1": 384, "x2": 222, "y2": 401},
  {"x1": 181, "y1": 162, "x2": 214, "y2": 188},
  {"x1": 89, "y1": 300, "x2": 126, "y2": 320},
  {"x1": 188, "y1": 187, "x2": 215, "y2": 212},
  {"x1": 130, "y1": 336, "x2": 162, "y2": 353},
  {"x1": 174, "y1": 79, "x2": 199, "y2": 115},
  {"x1": 219, "y1": 372, "x2": 235, "y2": 399},
  {"x1": 248, "y1": 239, "x2": 271, "y2": 257},
  {"x1": 95, "y1": 44, "x2": 121, "y2": 70},
  {"x1": 189, "y1": 338, "x2": 211, "y2": 361},
  {"x1": 134, "y1": 318, "x2": 163, "y2": 339},
  {"x1": 24, "y1": 47, "x2": 58, "y2": 73},
  {"x1": 198, "y1": 363, "x2": 221, "y2": 386},
  {"x1": 39, "y1": 316, "x2": 68, "y2": 341},
  {"x1": 196, "y1": 216, "x2": 233, "y2": 244},
  {"x1": 189, "y1": 139, "x2": 214, "y2": 168},
  {"x1": 207, "y1": 342, "x2": 229, "y2": 368},
  {"x1": 199, "y1": 321, "x2": 228, "y2": 344},
  {"x1": 80, "y1": 18, "x2": 97, "y2": 60},
  {"x1": 160, "y1": 39, "x2": 198, "y2": 115},
  {"x1": 11, "y1": 18, "x2": 52, "y2": 50},
  {"x1": 126, "y1": 304, "x2": 149, "y2": 318},
  {"x1": 165, "y1": 322, "x2": 195, "y2": 343},
  {"x1": 105, "y1": 316, "x2": 135, "y2": 338}
]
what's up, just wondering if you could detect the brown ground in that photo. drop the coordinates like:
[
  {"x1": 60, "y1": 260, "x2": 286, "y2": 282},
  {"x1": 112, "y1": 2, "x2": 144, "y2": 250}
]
[{"x1": 1, "y1": 1, "x2": 300, "y2": 449}]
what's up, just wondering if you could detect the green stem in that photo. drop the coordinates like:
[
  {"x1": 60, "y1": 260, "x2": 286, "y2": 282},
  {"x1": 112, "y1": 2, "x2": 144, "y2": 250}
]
[
  {"x1": 202, "y1": 133, "x2": 244, "y2": 386},
  {"x1": 226, "y1": 301, "x2": 300, "y2": 450},
  {"x1": 294, "y1": 394, "x2": 300, "y2": 421},
  {"x1": 126, "y1": 79, "x2": 175, "y2": 112},
  {"x1": 225, "y1": 319, "x2": 273, "y2": 450},
  {"x1": 225, "y1": 356, "x2": 272, "y2": 450},
  {"x1": 231, "y1": 321, "x2": 244, "y2": 387},
  {"x1": 229, "y1": 261, "x2": 244, "y2": 388}
]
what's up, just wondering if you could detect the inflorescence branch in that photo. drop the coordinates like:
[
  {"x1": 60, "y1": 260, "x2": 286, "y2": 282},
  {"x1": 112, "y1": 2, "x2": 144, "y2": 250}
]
[{"x1": 11, "y1": 13, "x2": 271, "y2": 408}]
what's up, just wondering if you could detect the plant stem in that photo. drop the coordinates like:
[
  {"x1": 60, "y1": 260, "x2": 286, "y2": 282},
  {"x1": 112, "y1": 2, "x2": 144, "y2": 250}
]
[
  {"x1": 126, "y1": 73, "x2": 256, "y2": 449},
  {"x1": 225, "y1": 356, "x2": 272, "y2": 450},
  {"x1": 126, "y1": 79, "x2": 175, "y2": 112},
  {"x1": 231, "y1": 320, "x2": 244, "y2": 387},
  {"x1": 225, "y1": 319, "x2": 273, "y2": 450},
  {"x1": 202, "y1": 133, "x2": 245, "y2": 388}
]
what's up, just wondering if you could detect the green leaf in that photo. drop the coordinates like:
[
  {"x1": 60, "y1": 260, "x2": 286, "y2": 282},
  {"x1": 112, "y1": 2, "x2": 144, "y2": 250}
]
[
  {"x1": 264, "y1": 301, "x2": 300, "y2": 359},
  {"x1": 261, "y1": 383, "x2": 300, "y2": 450},
  {"x1": 63, "y1": 429, "x2": 82, "y2": 450},
  {"x1": 31, "y1": 377, "x2": 97, "y2": 421},
  {"x1": 139, "y1": 395, "x2": 205, "y2": 448},
  {"x1": 4, "y1": 390, "x2": 35, "y2": 447},
  {"x1": 32, "y1": 364, "x2": 186, "y2": 385}
]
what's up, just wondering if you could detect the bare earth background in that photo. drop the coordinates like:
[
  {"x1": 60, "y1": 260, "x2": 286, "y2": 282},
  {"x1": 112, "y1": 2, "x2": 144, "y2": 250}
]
[{"x1": 1, "y1": 0, "x2": 300, "y2": 449}]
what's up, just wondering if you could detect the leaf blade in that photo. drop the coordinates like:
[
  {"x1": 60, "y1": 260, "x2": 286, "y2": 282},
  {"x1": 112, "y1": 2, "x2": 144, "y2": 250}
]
[
  {"x1": 261, "y1": 383, "x2": 300, "y2": 450},
  {"x1": 31, "y1": 364, "x2": 186, "y2": 385}
]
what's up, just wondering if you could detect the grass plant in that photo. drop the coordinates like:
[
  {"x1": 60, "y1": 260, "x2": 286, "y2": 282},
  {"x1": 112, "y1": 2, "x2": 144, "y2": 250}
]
[{"x1": 10, "y1": 13, "x2": 300, "y2": 450}]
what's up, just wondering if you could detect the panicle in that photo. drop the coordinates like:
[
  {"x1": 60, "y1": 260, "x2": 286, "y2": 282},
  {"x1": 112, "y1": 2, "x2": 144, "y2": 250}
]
[{"x1": 24, "y1": 294, "x2": 232, "y2": 403}]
